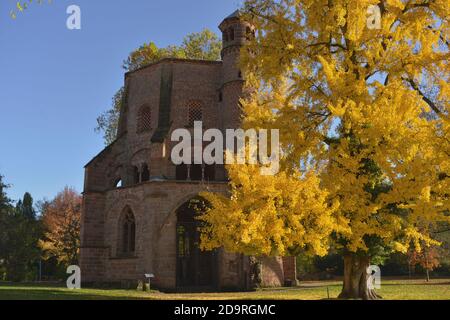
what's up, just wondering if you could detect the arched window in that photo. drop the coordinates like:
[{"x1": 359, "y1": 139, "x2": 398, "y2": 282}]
[
  {"x1": 176, "y1": 197, "x2": 214, "y2": 287},
  {"x1": 120, "y1": 208, "x2": 136, "y2": 255},
  {"x1": 141, "y1": 164, "x2": 150, "y2": 182},
  {"x1": 137, "y1": 105, "x2": 152, "y2": 134},
  {"x1": 187, "y1": 100, "x2": 203, "y2": 127}
]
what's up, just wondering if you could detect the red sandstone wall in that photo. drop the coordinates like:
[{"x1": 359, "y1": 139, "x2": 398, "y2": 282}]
[
  {"x1": 282, "y1": 256, "x2": 297, "y2": 286},
  {"x1": 260, "y1": 257, "x2": 285, "y2": 287}
]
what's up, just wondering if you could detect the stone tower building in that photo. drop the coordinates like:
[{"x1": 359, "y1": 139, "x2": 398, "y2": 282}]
[{"x1": 80, "y1": 11, "x2": 296, "y2": 291}]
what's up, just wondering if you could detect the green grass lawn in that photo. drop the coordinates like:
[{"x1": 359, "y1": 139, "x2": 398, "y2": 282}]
[{"x1": 0, "y1": 279, "x2": 449, "y2": 300}]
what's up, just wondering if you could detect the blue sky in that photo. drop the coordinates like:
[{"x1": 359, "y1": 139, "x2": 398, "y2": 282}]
[{"x1": 0, "y1": 0, "x2": 242, "y2": 202}]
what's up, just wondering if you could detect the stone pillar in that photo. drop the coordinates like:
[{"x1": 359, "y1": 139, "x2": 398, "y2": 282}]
[{"x1": 282, "y1": 256, "x2": 297, "y2": 286}]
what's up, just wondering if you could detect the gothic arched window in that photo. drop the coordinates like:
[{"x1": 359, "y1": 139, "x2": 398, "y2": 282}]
[
  {"x1": 120, "y1": 208, "x2": 136, "y2": 255},
  {"x1": 137, "y1": 105, "x2": 152, "y2": 134},
  {"x1": 187, "y1": 100, "x2": 203, "y2": 127}
]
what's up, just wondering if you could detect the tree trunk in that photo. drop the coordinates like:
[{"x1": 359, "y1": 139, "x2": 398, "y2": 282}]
[
  {"x1": 426, "y1": 269, "x2": 430, "y2": 282},
  {"x1": 338, "y1": 254, "x2": 382, "y2": 300},
  {"x1": 249, "y1": 257, "x2": 262, "y2": 290}
]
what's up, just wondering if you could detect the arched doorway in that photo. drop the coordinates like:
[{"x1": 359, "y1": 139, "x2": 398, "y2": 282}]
[{"x1": 176, "y1": 198, "x2": 218, "y2": 290}]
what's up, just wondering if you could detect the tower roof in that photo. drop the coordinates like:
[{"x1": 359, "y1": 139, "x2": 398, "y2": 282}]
[
  {"x1": 225, "y1": 9, "x2": 242, "y2": 20},
  {"x1": 219, "y1": 9, "x2": 244, "y2": 30}
]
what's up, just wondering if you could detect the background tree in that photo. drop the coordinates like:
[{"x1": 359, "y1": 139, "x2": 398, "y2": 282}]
[
  {"x1": 181, "y1": 29, "x2": 223, "y2": 62},
  {"x1": 0, "y1": 176, "x2": 12, "y2": 280},
  {"x1": 9, "y1": 193, "x2": 41, "y2": 281},
  {"x1": 0, "y1": 182, "x2": 42, "y2": 282},
  {"x1": 39, "y1": 187, "x2": 81, "y2": 266},
  {"x1": 96, "y1": 29, "x2": 222, "y2": 145},
  {"x1": 201, "y1": 0, "x2": 449, "y2": 300},
  {"x1": 95, "y1": 88, "x2": 124, "y2": 146},
  {"x1": 121, "y1": 42, "x2": 185, "y2": 73},
  {"x1": 408, "y1": 245, "x2": 441, "y2": 282}
]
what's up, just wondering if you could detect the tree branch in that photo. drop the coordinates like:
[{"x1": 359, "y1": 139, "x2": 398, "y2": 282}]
[
  {"x1": 404, "y1": 78, "x2": 442, "y2": 115},
  {"x1": 306, "y1": 42, "x2": 347, "y2": 51}
]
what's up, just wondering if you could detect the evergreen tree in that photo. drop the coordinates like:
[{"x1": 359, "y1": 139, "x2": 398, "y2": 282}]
[
  {"x1": 1, "y1": 188, "x2": 42, "y2": 282},
  {"x1": 18, "y1": 192, "x2": 36, "y2": 220},
  {"x1": 0, "y1": 176, "x2": 13, "y2": 280}
]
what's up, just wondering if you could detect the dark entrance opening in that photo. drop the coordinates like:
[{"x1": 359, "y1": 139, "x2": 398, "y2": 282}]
[{"x1": 176, "y1": 198, "x2": 217, "y2": 291}]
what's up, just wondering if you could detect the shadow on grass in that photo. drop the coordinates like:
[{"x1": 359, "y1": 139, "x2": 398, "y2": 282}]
[
  {"x1": 380, "y1": 281, "x2": 450, "y2": 287},
  {"x1": 0, "y1": 286, "x2": 148, "y2": 300}
]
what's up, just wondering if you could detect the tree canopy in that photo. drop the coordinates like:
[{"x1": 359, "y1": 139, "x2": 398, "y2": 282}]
[
  {"x1": 39, "y1": 187, "x2": 81, "y2": 266},
  {"x1": 0, "y1": 179, "x2": 41, "y2": 282},
  {"x1": 200, "y1": 0, "x2": 449, "y2": 299}
]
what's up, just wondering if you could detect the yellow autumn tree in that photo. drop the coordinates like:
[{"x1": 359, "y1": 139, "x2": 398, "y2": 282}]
[{"x1": 200, "y1": 0, "x2": 449, "y2": 300}]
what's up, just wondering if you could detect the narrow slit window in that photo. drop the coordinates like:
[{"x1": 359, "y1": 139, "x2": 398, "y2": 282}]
[{"x1": 229, "y1": 27, "x2": 235, "y2": 41}]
